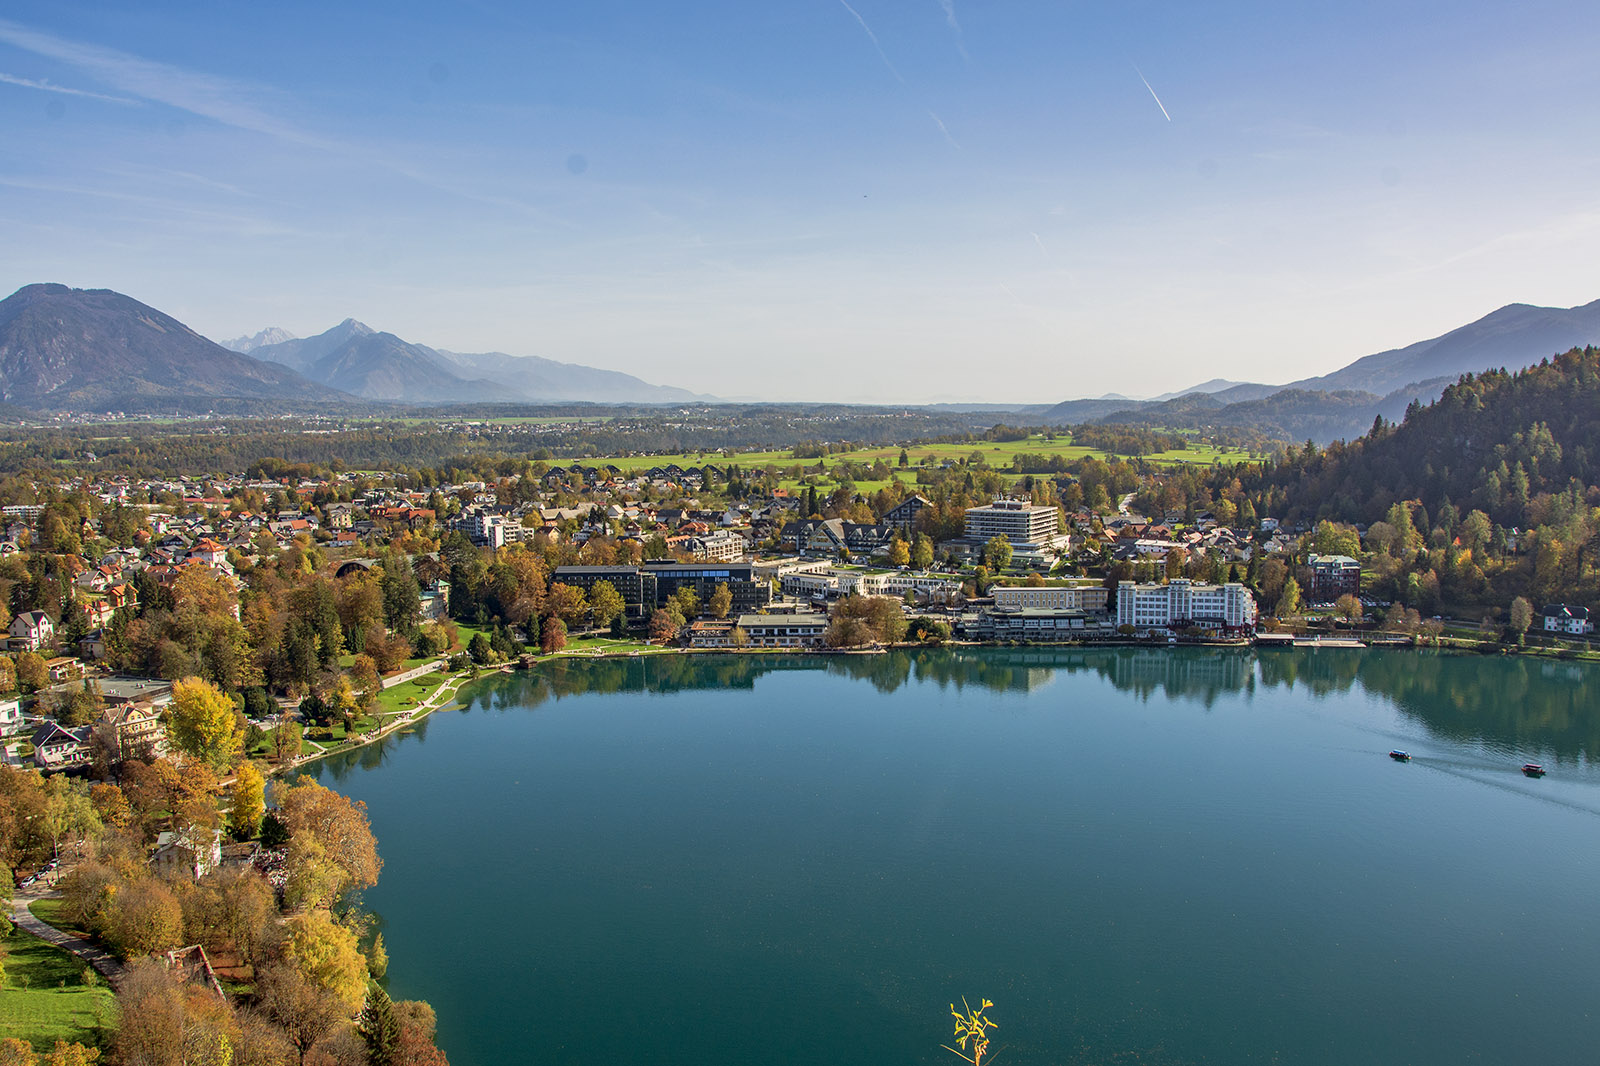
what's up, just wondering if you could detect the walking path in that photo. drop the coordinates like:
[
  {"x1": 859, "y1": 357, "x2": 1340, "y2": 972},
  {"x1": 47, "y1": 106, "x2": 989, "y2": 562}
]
[
  {"x1": 9, "y1": 887, "x2": 126, "y2": 987},
  {"x1": 279, "y1": 668, "x2": 478, "y2": 774}
]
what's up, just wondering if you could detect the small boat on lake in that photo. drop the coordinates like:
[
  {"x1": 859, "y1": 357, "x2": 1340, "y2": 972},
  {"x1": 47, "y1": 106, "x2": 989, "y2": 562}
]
[
  {"x1": 1389, "y1": 750, "x2": 1411, "y2": 761},
  {"x1": 1522, "y1": 763, "x2": 1546, "y2": 777}
]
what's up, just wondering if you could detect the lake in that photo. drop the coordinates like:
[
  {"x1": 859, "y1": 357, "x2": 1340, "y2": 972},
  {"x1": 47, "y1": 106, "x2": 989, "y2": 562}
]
[{"x1": 307, "y1": 647, "x2": 1600, "y2": 1066}]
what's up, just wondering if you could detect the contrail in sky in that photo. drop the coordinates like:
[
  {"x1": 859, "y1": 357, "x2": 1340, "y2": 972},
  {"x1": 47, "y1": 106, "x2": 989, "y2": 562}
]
[
  {"x1": 1133, "y1": 65, "x2": 1171, "y2": 121},
  {"x1": 1030, "y1": 231, "x2": 1046, "y2": 254},
  {"x1": 837, "y1": 0, "x2": 904, "y2": 83},
  {"x1": 928, "y1": 110, "x2": 960, "y2": 149},
  {"x1": 937, "y1": 0, "x2": 970, "y2": 61},
  {"x1": 0, "y1": 70, "x2": 137, "y2": 103}
]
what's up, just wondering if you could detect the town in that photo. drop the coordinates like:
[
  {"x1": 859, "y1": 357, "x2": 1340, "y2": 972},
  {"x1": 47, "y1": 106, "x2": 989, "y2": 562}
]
[{"x1": 2, "y1": 441, "x2": 1590, "y2": 780}]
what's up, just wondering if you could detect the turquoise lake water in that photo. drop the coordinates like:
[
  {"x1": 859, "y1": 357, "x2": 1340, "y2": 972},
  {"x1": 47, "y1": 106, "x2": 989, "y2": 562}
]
[{"x1": 307, "y1": 648, "x2": 1600, "y2": 1065}]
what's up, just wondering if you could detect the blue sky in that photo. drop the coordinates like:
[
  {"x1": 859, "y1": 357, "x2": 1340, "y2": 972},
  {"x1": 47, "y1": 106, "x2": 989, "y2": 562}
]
[{"x1": 3, "y1": 1, "x2": 1599, "y2": 402}]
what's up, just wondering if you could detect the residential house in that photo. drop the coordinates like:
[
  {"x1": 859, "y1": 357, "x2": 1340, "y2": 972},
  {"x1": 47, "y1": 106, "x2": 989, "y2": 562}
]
[
  {"x1": 1542, "y1": 604, "x2": 1593, "y2": 635},
  {"x1": 152, "y1": 828, "x2": 224, "y2": 880},
  {"x1": 9, "y1": 611, "x2": 53, "y2": 651},
  {"x1": 31, "y1": 722, "x2": 91, "y2": 771}
]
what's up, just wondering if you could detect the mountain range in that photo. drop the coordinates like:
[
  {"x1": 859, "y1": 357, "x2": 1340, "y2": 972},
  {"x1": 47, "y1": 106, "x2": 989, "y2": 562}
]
[
  {"x1": 3, "y1": 284, "x2": 1598, "y2": 427},
  {"x1": 232, "y1": 319, "x2": 707, "y2": 404},
  {"x1": 0, "y1": 284, "x2": 344, "y2": 410},
  {"x1": 0, "y1": 284, "x2": 705, "y2": 411},
  {"x1": 1038, "y1": 298, "x2": 1600, "y2": 441}
]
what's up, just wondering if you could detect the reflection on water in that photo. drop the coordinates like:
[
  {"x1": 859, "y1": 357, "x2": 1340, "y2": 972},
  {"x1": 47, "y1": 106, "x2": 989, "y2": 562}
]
[{"x1": 309, "y1": 647, "x2": 1600, "y2": 783}]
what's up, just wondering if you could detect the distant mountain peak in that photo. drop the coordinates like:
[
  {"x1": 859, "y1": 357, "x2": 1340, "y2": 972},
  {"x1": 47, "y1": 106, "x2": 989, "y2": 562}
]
[{"x1": 221, "y1": 326, "x2": 298, "y2": 354}]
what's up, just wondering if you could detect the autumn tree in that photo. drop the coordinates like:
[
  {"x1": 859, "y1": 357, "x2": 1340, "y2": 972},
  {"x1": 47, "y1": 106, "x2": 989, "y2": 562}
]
[
  {"x1": 231, "y1": 761, "x2": 266, "y2": 840},
  {"x1": 708, "y1": 583, "x2": 733, "y2": 620},
  {"x1": 1335, "y1": 594, "x2": 1364, "y2": 623},
  {"x1": 1275, "y1": 576, "x2": 1303, "y2": 618},
  {"x1": 545, "y1": 583, "x2": 589, "y2": 628},
  {"x1": 284, "y1": 908, "x2": 368, "y2": 1012},
  {"x1": 106, "y1": 878, "x2": 184, "y2": 957},
  {"x1": 1509, "y1": 596, "x2": 1533, "y2": 642},
  {"x1": 170, "y1": 677, "x2": 245, "y2": 772},
  {"x1": 649, "y1": 609, "x2": 682, "y2": 645},
  {"x1": 587, "y1": 579, "x2": 626, "y2": 630},
  {"x1": 912, "y1": 533, "x2": 935, "y2": 570},
  {"x1": 887, "y1": 537, "x2": 911, "y2": 568},
  {"x1": 540, "y1": 617, "x2": 567, "y2": 655},
  {"x1": 277, "y1": 776, "x2": 381, "y2": 897},
  {"x1": 14, "y1": 652, "x2": 47, "y2": 693}
]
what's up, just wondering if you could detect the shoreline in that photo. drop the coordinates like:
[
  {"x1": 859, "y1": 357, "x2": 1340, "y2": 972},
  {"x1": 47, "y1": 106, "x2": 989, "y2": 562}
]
[{"x1": 265, "y1": 630, "x2": 1600, "y2": 778}]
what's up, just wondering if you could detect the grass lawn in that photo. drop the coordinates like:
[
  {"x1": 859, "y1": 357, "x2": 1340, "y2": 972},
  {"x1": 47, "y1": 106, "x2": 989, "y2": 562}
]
[
  {"x1": 28, "y1": 899, "x2": 91, "y2": 939},
  {"x1": 0, "y1": 929, "x2": 118, "y2": 1051},
  {"x1": 374, "y1": 673, "x2": 445, "y2": 715}
]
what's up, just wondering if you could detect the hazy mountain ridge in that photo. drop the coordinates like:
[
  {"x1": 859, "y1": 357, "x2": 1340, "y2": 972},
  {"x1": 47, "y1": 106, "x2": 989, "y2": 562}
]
[
  {"x1": 1040, "y1": 298, "x2": 1600, "y2": 442},
  {"x1": 246, "y1": 320, "x2": 708, "y2": 404},
  {"x1": 0, "y1": 284, "x2": 346, "y2": 410}
]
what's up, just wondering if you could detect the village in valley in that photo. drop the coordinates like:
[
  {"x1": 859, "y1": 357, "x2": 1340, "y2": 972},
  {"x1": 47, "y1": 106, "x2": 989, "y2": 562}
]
[{"x1": 4, "y1": 435, "x2": 1590, "y2": 783}]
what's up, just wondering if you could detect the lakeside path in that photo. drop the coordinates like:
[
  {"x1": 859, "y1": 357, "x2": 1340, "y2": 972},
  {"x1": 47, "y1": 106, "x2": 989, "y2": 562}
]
[
  {"x1": 9, "y1": 886, "x2": 126, "y2": 988},
  {"x1": 277, "y1": 666, "x2": 482, "y2": 776}
]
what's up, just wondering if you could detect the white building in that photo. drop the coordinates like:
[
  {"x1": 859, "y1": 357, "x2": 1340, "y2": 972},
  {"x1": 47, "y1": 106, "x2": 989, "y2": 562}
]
[
  {"x1": 0, "y1": 697, "x2": 22, "y2": 737},
  {"x1": 736, "y1": 613, "x2": 829, "y2": 648},
  {"x1": 1541, "y1": 604, "x2": 1593, "y2": 634},
  {"x1": 1116, "y1": 580, "x2": 1257, "y2": 633},
  {"x1": 964, "y1": 499, "x2": 1060, "y2": 545},
  {"x1": 992, "y1": 585, "x2": 1110, "y2": 613}
]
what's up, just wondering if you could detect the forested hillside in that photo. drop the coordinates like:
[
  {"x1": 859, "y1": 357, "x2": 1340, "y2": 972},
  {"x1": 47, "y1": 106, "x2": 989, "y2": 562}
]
[
  {"x1": 1260, "y1": 347, "x2": 1600, "y2": 528},
  {"x1": 1229, "y1": 347, "x2": 1600, "y2": 614}
]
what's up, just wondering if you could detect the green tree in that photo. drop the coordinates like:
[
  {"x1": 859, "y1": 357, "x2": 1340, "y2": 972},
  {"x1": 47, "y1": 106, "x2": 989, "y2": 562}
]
[
  {"x1": 912, "y1": 533, "x2": 935, "y2": 570},
  {"x1": 359, "y1": 982, "x2": 402, "y2": 1066},
  {"x1": 1310, "y1": 520, "x2": 1362, "y2": 559},
  {"x1": 170, "y1": 677, "x2": 244, "y2": 772},
  {"x1": 1275, "y1": 576, "x2": 1302, "y2": 618},
  {"x1": 708, "y1": 583, "x2": 733, "y2": 620},
  {"x1": 671, "y1": 587, "x2": 700, "y2": 619}
]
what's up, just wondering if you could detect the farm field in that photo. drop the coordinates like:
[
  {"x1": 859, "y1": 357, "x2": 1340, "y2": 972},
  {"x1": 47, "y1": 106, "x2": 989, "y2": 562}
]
[{"x1": 563, "y1": 435, "x2": 1257, "y2": 486}]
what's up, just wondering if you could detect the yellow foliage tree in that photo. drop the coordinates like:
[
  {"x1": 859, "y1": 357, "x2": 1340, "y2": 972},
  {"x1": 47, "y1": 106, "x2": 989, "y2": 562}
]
[
  {"x1": 230, "y1": 761, "x2": 266, "y2": 839},
  {"x1": 285, "y1": 909, "x2": 368, "y2": 1014},
  {"x1": 169, "y1": 677, "x2": 244, "y2": 772}
]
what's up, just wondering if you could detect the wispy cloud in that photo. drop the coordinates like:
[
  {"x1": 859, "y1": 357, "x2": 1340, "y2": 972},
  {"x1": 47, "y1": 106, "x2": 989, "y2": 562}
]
[
  {"x1": 937, "y1": 0, "x2": 970, "y2": 62},
  {"x1": 1134, "y1": 65, "x2": 1171, "y2": 122},
  {"x1": 0, "y1": 71, "x2": 138, "y2": 104},
  {"x1": 0, "y1": 17, "x2": 333, "y2": 147},
  {"x1": 0, "y1": 17, "x2": 575, "y2": 226},
  {"x1": 836, "y1": 0, "x2": 904, "y2": 83},
  {"x1": 928, "y1": 110, "x2": 960, "y2": 149}
]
